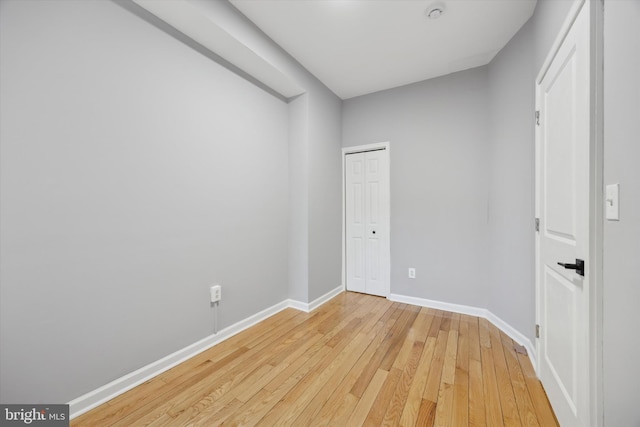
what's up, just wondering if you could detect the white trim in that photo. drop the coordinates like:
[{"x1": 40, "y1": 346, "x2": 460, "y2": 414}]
[
  {"x1": 388, "y1": 293, "x2": 487, "y2": 318},
  {"x1": 486, "y1": 311, "x2": 537, "y2": 371},
  {"x1": 590, "y1": 1, "x2": 604, "y2": 425},
  {"x1": 341, "y1": 142, "x2": 391, "y2": 297},
  {"x1": 342, "y1": 141, "x2": 389, "y2": 155},
  {"x1": 69, "y1": 288, "x2": 343, "y2": 419},
  {"x1": 287, "y1": 285, "x2": 344, "y2": 313},
  {"x1": 388, "y1": 293, "x2": 536, "y2": 369}
]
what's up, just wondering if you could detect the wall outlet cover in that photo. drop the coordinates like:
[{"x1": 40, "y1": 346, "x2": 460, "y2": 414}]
[
  {"x1": 605, "y1": 183, "x2": 620, "y2": 221},
  {"x1": 210, "y1": 285, "x2": 222, "y2": 303}
]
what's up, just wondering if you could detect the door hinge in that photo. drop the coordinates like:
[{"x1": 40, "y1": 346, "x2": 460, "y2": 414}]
[
  {"x1": 536, "y1": 324, "x2": 540, "y2": 338},
  {"x1": 535, "y1": 217, "x2": 540, "y2": 232},
  {"x1": 535, "y1": 110, "x2": 540, "y2": 126}
]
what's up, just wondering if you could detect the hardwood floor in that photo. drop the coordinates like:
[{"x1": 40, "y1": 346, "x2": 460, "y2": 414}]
[{"x1": 72, "y1": 292, "x2": 558, "y2": 426}]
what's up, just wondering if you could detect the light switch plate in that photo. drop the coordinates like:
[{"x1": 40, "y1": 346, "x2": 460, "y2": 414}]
[{"x1": 605, "y1": 184, "x2": 619, "y2": 221}]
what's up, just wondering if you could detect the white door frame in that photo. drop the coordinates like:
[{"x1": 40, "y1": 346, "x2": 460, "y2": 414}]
[
  {"x1": 534, "y1": 0, "x2": 604, "y2": 425},
  {"x1": 341, "y1": 142, "x2": 391, "y2": 296}
]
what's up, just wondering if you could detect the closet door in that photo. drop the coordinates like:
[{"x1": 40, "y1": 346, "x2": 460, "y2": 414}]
[{"x1": 345, "y1": 149, "x2": 389, "y2": 297}]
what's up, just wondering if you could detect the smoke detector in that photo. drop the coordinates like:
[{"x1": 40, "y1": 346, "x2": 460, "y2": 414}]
[{"x1": 425, "y1": 2, "x2": 446, "y2": 20}]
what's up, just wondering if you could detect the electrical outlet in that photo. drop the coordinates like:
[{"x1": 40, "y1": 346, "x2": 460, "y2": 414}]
[
  {"x1": 210, "y1": 285, "x2": 222, "y2": 303},
  {"x1": 408, "y1": 268, "x2": 416, "y2": 279}
]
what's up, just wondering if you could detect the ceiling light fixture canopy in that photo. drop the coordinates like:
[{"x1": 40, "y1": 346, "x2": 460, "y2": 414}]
[{"x1": 425, "y1": 2, "x2": 446, "y2": 20}]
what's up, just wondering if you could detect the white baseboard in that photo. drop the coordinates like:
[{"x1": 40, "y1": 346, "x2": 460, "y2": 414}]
[
  {"x1": 69, "y1": 286, "x2": 344, "y2": 419},
  {"x1": 389, "y1": 293, "x2": 487, "y2": 318},
  {"x1": 288, "y1": 285, "x2": 344, "y2": 313},
  {"x1": 484, "y1": 311, "x2": 537, "y2": 370},
  {"x1": 388, "y1": 293, "x2": 537, "y2": 370},
  {"x1": 69, "y1": 300, "x2": 290, "y2": 419}
]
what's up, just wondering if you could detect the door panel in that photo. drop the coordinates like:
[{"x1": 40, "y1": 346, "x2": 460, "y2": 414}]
[
  {"x1": 345, "y1": 149, "x2": 389, "y2": 297},
  {"x1": 346, "y1": 155, "x2": 366, "y2": 293},
  {"x1": 537, "y1": 3, "x2": 589, "y2": 426},
  {"x1": 544, "y1": 267, "x2": 577, "y2": 412},
  {"x1": 544, "y1": 50, "x2": 578, "y2": 241}
]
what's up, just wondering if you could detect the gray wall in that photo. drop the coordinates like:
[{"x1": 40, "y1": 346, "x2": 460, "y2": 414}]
[
  {"x1": 532, "y1": 0, "x2": 577, "y2": 70},
  {"x1": 287, "y1": 95, "x2": 310, "y2": 302},
  {"x1": 0, "y1": 0, "x2": 292, "y2": 403},
  {"x1": 196, "y1": 0, "x2": 344, "y2": 304},
  {"x1": 342, "y1": 68, "x2": 492, "y2": 308},
  {"x1": 0, "y1": 0, "x2": 344, "y2": 406},
  {"x1": 602, "y1": 1, "x2": 640, "y2": 425},
  {"x1": 487, "y1": 19, "x2": 536, "y2": 338},
  {"x1": 485, "y1": 0, "x2": 574, "y2": 340},
  {"x1": 308, "y1": 89, "x2": 343, "y2": 301}
]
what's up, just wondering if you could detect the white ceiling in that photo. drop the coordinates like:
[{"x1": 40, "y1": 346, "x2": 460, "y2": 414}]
[{"x1": 230, "y1": 0, "x2": 537, "y2": 99}]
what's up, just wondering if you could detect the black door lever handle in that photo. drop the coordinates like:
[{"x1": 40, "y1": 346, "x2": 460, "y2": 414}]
[{"x1": 557, "y1": 259, "x2": 585, "y2": 277}]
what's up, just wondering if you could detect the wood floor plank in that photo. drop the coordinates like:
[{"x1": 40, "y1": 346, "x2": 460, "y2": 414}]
[
  {"x1": 71, "y1": 292, "x2": 559, "y2": 427},
  {"x1": 346, "y1": 368, "x2": 388, "y2": 426},
  {"x1": 409, "y1": 308, "x2": 436, "y2": 341},
  {"x1": 416, "y1": 399, "x2": 437, "y2": 427},
  {"x1": 323, "y1": 392, "x2": 359, "y2": 427},
  {"x1": 451, "y1": 315, "x2": 470, "y2": 427},
  {"x1": 422, "y1": 330, "x2": 449, "y2": 403},
  {"x1": 469, "y1": 358, "x2": 487, "y2": 427},
  {"x1": 311, "y1": 306, "x2": 397, "y2": 425},
  {"x1": 480, "y1": 341, "x2": 505, "y2": 427},
  {"x1": 379, "y1": 305, "x2": 421, "y2": 371},
  {"x1": 382, "y1": 340, "x2": 425, "y2": 426},
  {"x1": 362, "y1": 366, "x2": 402, "y2": 425},
  {"x1": 267, "y1": 302, "x2": 385, "y2": 424},
  {"x1": 479, "y1": 317, "x2": 492, "y2": 349},
  {"x1": 427, "y1": 311, "x2": 444, "y2": 339},
  {"x1": 349, "y1": 304, "x2": 405, "y2": 398},
  {"x1": 467, "y1": 315, "x2": 482, "y2": 362},
  {"x1": 257, "y1": 323, "x2": 369, "y2": 426},
  {"x1": 224, "y1": 345, "x2": 333, "y2": 426},
  {"x1": 234, "y1": 332, "x2": 325, "y2": 402},
  {"x1": 488, "y1": 323, "x2": 522, "y2": 427},
  {"x1": 517, "y1": 351, "x2": 560, "y2": 427},
  {"x1": 398, "y1": 336, "x2": 437, "y2": 427},
  {"x1": 500, "y1": 331, "x2": 540, "y2": 427},
  {"x1": 434, "y1": 330, "x2": 458, "y2": 427},
  {"x1": 291, "y1": 332, "x2": 373, "y2": 426}
]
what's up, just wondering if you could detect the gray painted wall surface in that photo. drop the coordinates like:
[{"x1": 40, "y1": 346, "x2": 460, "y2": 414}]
[
  {"x1": 0, "y1": 0, "x2": 290, "y2": 403},
  {"x1": 532, "y1": 0, "x2": 577, "y2": 71},
  {"x1": 487, "y1": 19, "x2": 536, "y2": 339},
  {"x1": 308, "y1": 90, "x2": 343, "y2": 301},
  {"x1": 287, "y1": 95, "x2": 310, "y2": 303},
  {"x1": 603, "y1": 1, "x2": 640, "y2": 425},
  {"x1": 195, "y1": 0, "x2": 344, "y2": 304},
  {"x1": 482, "y1": 0, "x2": 573, "y2": 341},
  {"x1": 342, "y1": 68, "x2": 492, "y2": 308}
]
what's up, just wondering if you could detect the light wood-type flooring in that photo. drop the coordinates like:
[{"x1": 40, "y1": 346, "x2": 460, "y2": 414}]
[{"x1": 72, "y1": 292, "x2": 558, "y2": 426}]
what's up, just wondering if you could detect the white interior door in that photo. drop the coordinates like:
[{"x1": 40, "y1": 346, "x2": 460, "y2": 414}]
[
  {"x1": 345, "y1": 148, "x2": 389, "y2": 297},
  {"x1": 536, "y1": 3, "x2": 590, "y2": 426}
]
